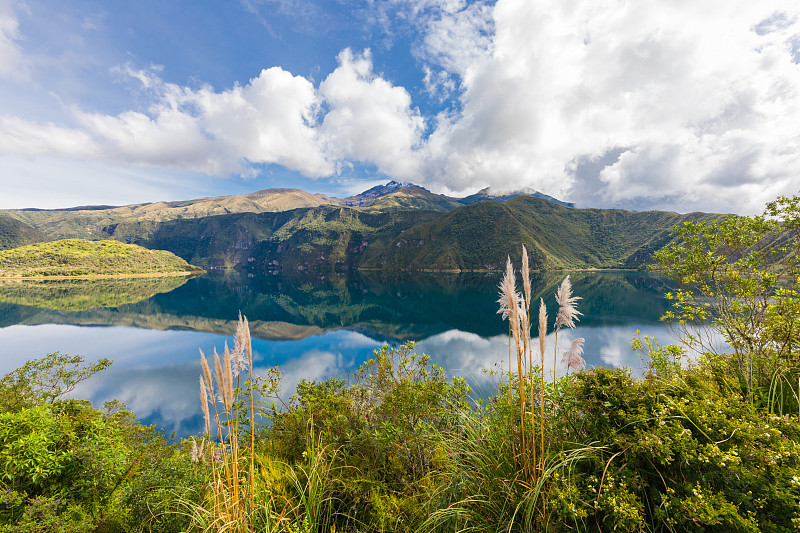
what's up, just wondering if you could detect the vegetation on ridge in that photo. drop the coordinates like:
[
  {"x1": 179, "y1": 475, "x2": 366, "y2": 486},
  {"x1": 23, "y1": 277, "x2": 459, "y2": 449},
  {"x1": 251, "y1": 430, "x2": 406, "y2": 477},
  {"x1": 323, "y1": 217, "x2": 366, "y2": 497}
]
[
  {"x1": 0, "y1": 239, "x2": 205, "y2": 278},
  {"x1": 0, "y1": 215, "x2": 48, "y2": 251},
  {"x1": 2, "y1": 185, "x2": 726, "y2": 272}
]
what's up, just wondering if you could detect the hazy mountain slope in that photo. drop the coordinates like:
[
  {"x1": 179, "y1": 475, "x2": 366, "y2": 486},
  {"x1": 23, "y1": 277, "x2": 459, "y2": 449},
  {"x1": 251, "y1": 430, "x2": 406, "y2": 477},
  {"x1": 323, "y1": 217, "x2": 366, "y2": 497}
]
[
  {"x1": 2, "y1": 188, "x2": 343, "y2": 239},
  {"x1": 359, "y1": 196, "x2": 725, "y2": 271},
  {"x1": 0, "y1": 215, "x2": 48, "y2": 250},
  {"x1": 460, "y1": 187, "x2": 576, "y2": 208},
  {"x1": 360, "y1": 186, "x2": 463, "y2": 212}
]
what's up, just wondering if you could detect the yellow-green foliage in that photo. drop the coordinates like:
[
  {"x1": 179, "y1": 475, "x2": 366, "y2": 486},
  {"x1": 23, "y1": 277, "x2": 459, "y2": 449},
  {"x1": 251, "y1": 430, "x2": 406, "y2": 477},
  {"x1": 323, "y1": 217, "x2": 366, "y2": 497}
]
[
  {"x1": 0, "y1": 239, "x2": 204, "y2": 278},
  {"x1": 0, "y1": 276, "x2": 189, "y2": 311}
]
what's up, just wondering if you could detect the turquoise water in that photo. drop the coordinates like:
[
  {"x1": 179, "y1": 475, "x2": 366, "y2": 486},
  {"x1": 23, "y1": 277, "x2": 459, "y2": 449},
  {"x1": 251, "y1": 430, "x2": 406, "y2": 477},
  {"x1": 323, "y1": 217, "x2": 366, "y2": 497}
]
[{"x1": 0, "y1": 270, "x2": 676, "y2": 438}]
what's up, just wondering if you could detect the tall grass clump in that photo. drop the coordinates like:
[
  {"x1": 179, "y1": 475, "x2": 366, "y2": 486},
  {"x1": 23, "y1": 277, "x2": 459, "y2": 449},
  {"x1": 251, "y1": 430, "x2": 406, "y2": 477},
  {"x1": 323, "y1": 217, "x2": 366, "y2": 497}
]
[
  {"x1": 427, "y1": 248, "x2": 590, "y2": 531},
  {"x1": 194, "y1": 313, "x2": 258, "y2": 532}
]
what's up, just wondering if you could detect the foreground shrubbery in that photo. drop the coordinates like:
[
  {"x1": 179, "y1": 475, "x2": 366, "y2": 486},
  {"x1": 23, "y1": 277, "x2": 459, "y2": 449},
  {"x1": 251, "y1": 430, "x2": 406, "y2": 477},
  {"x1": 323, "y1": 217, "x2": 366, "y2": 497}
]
[
  {"x1": 0, "y1": 353, "x2": 204, "y2": 533},
  {"x1": 4, "y1": 341, "x2": 800, "y2": 531}
]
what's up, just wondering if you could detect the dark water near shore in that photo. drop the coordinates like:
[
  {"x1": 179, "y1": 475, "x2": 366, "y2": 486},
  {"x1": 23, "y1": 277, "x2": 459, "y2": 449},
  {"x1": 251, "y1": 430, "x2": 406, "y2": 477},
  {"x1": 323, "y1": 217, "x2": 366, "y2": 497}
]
[{"x1": 0, "y1": 270, "x2": 675, "y2": 438}]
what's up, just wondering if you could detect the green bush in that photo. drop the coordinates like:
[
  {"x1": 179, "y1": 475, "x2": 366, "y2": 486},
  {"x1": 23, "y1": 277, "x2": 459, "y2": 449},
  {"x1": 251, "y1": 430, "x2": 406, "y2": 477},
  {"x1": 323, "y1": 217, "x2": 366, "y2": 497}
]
[
  {"x1": 0, "y1": 355, "x2": 204, "y2": 533},
  {"x1": 546, "y1": 364, "x2": 800, "y2": 531},
  {"x1": 265, "y1": 342, "x2": 470, "y2": 530}
]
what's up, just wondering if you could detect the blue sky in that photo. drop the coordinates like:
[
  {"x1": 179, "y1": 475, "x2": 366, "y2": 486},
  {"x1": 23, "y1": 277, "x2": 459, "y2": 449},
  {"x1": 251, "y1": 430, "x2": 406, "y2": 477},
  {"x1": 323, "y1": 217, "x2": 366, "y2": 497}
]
[{"x1": 1, "y1": 0, "x2": 799, "y2": 213}]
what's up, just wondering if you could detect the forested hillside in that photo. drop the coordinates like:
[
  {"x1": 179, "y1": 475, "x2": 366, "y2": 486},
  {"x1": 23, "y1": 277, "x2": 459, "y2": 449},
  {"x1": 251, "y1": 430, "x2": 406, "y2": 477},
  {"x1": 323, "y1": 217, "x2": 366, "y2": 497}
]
[{"x1": 0, "y1": 215, "x2": 48, "y2": 250}]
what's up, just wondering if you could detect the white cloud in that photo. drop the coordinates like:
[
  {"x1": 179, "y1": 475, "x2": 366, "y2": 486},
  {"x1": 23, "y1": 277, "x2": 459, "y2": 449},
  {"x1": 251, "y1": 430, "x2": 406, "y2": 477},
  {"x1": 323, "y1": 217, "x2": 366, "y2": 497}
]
[
  {"x1": 3, "y1": 0, "x2": 800, "y2": 214},
  {"x1": 0, "y1": 51, "x2": 423, "y2": 184},
  {"x1": 418, "y1": 0, "x2": 800, "y2": 213},
  {"x1": 416, "y1": 0, "x2": 494, "y2": 77},
  {"x1": 318, "y1": 49, "x2": 424, "y2": 178},
  {"x1": 0, "y1": 0, "x2": 27, "y2": 79}
]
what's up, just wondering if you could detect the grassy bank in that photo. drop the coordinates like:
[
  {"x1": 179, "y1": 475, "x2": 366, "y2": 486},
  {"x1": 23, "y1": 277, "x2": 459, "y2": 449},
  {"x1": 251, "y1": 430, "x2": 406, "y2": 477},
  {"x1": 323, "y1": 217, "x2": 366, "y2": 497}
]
[{"x1": 0, "y1": 239, "x2": 205, "y2": 278}]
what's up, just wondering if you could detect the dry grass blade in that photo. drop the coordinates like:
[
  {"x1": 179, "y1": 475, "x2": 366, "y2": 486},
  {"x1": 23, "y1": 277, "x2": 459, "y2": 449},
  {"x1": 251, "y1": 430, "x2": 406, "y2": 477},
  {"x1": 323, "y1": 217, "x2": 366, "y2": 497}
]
[{"x1": 200, "y1": 376, "x2": 212, "y2": 437}]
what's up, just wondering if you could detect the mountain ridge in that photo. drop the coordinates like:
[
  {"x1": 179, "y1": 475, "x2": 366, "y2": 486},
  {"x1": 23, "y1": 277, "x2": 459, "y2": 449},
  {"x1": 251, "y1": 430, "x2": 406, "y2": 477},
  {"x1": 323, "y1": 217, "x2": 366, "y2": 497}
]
[{"x1": 0, "y1": 182, "x2": 725, "y2": 272}]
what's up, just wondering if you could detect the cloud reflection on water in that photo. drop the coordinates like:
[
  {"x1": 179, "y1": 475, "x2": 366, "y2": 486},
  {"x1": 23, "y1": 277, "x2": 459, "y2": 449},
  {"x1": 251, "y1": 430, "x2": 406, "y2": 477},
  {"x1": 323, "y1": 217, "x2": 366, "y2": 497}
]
[{"x1": 0, "y1": 321, "x2": 677, "y2": 438}]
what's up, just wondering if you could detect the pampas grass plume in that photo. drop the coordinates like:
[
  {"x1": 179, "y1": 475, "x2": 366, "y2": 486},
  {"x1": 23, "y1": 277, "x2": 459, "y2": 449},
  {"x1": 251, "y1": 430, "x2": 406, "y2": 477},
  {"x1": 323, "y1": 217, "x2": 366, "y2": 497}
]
[
  {"x1": 555, "y1": 275, "x2": 583, "y2": 330},
  {"x1": 538, "y1": 298, "x2": 547, "y2": 363},
  {"x1": 561, "y1": 337, "x2": 586, "y2": 372},
  {"x1": 200, "y1": 375, "x2": 211, "y2": 437}
]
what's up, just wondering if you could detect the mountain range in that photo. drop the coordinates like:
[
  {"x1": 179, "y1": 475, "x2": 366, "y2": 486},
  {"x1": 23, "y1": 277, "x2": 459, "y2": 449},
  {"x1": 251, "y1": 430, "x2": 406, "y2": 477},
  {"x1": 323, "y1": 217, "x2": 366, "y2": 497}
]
[{"x1": 0, "y1": 182, "x2": 723, "y2": 272}]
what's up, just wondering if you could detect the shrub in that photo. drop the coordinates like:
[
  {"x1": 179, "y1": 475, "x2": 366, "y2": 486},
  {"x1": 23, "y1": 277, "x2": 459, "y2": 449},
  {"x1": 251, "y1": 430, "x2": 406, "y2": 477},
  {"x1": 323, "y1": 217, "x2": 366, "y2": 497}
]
[
  {"x1": 547, "y1": 364, "x2": 800, "y2": 531},
  {"x1": 265, "y1": 341, "x2": 470, "y2": 530}
]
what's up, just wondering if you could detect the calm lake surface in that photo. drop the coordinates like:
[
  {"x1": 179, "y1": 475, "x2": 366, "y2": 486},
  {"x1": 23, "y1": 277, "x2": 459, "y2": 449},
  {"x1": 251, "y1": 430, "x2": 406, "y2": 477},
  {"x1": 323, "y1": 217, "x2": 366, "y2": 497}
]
[{"x1": 0, "y1": 270, "x2": 675, "y2": 438}]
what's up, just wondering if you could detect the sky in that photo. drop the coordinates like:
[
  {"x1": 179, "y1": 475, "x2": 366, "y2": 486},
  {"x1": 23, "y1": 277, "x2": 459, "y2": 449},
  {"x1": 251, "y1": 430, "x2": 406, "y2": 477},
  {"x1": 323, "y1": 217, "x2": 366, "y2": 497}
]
[{"x1": 1, "y1": 0, "x2": 799, "y2": 213}]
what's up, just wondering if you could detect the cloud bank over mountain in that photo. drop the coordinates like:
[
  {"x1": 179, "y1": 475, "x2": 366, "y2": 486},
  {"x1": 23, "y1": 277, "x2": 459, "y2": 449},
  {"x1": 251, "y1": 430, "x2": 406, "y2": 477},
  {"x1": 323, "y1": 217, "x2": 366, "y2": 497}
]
[{"x1": 1, "y1": 0, "x2": 799, "y2": 213}]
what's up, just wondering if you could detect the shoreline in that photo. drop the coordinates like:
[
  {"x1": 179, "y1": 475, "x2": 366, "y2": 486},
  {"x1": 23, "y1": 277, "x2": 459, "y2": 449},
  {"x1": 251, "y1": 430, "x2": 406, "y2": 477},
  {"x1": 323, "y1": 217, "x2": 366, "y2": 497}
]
[{"x1": 0, "y1": 270, "x2": 205, "y2": 281}]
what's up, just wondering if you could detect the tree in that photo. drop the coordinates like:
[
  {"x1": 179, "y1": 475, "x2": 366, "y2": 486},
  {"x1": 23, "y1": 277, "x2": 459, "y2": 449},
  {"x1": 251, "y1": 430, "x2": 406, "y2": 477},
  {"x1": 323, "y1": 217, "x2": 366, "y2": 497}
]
[
  {"x1": 654, "y1": 194, "x2": 800, "y2": 406},
  {"x1": 0, "y1": 352, "x2": 112, "y2": 412}
]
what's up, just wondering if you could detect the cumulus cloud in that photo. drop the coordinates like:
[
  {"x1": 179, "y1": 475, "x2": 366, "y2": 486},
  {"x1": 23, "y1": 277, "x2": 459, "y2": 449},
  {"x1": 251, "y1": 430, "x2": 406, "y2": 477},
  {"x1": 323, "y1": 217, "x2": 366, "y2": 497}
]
[
  {"x1": 420, "y1": 0, "x2": 800, "y2": 213},
  {"x1": 0, "y1": 51, "x2": 423, "y2": 182},
  {"x1": 3, "y1": 0, "x2": 800, "y2": 214},
  {"x1": 319, "y1": 49, "x2": 424, "y2": 177}
]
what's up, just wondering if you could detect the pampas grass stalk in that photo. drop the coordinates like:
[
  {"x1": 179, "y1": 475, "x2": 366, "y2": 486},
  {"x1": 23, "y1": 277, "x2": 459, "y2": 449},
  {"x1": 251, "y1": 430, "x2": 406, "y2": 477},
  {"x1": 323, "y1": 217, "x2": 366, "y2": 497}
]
[
  {"x1": 196, "y1": 314, "x2": 258, "y2": 531},
  {"x1": 498, "y1": 253, "x2": 587, "y2": 487},
  {"x1": 538, "y1": 297, "x2": 547, "y2": 472},
  {"x1": 553, "y1": 275, "x2": 582, "y2": 386},
  {"x1": 521, "y1": 246, "x2": 537, "y2": 475},
  {"x1": 498, "y1": 257, "x2": 529, "y2": 476}
]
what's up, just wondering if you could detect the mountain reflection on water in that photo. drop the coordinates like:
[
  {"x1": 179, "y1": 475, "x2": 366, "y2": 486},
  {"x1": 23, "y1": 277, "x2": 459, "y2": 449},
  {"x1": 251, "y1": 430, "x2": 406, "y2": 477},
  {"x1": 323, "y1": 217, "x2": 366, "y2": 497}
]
[{"x1": 0, "y1": 270, "x2": 676, "y2": 438}]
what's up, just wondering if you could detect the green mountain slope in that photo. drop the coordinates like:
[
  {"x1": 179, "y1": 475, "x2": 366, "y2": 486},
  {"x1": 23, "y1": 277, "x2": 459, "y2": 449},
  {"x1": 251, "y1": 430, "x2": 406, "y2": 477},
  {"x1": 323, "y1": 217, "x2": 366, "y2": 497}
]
[
  {"x1": 0, "y1": 239, "x2": 205, "y2": 277},
  {"x1": 107, "y1": 206, "x2": 442, "y2": 271},
  {"x1": 1, "y1": 184, "x2": 727, "y2": 273},
  {"x1": 359, "y1": 196, "x2": 725, "y2": 271},
  {"x1": 0, "y1": 215, "x2": 48, "y2": 250},
  {"x1": 460, "y1": 187, "x2": 575, "y2": 208}
]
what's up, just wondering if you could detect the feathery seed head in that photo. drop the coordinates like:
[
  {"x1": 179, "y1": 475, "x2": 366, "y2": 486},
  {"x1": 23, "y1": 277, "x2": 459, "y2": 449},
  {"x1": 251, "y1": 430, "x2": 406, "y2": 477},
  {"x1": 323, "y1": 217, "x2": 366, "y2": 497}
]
[
  {"x1": 213, "y1": 347, "x2": 226, "y2": 405},
  {"x1": 497, "y1": 256, "x2": 518, "y2": 321},
  {"x1": 243, "y1": 314, "x2": 253, "y2": 370},
  {"x1": 199, "y1": 376, "x2": 211, "y2": 437},
  {"x1": 232, "y1": 312, "x2": 248, "y2": 375},
  {"x1": 554, "y1": 275, "x2": 583, "y2": 330},
  {"x1": 521, "y1": 245, "x2": 532, "y2": 310},
  {"x1": 222, "y1": 343, "x2": 234, "y2": 408},
  {"x1": 200, "y1": 349, "x2": 215, "y2": 401},
  {"x1": 561, "y1": 337, "x2": 586, "y2": 372},
  {"x1": 538, "y1": 298, "x2": 547, "y2": 364}
]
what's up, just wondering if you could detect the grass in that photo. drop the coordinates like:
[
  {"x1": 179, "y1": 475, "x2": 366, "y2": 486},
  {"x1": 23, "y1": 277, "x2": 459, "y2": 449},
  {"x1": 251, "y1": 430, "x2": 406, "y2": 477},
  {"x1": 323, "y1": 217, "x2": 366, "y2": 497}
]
[{"x1": 0, "y1": 239, "x2": 205, "y2": 278}]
